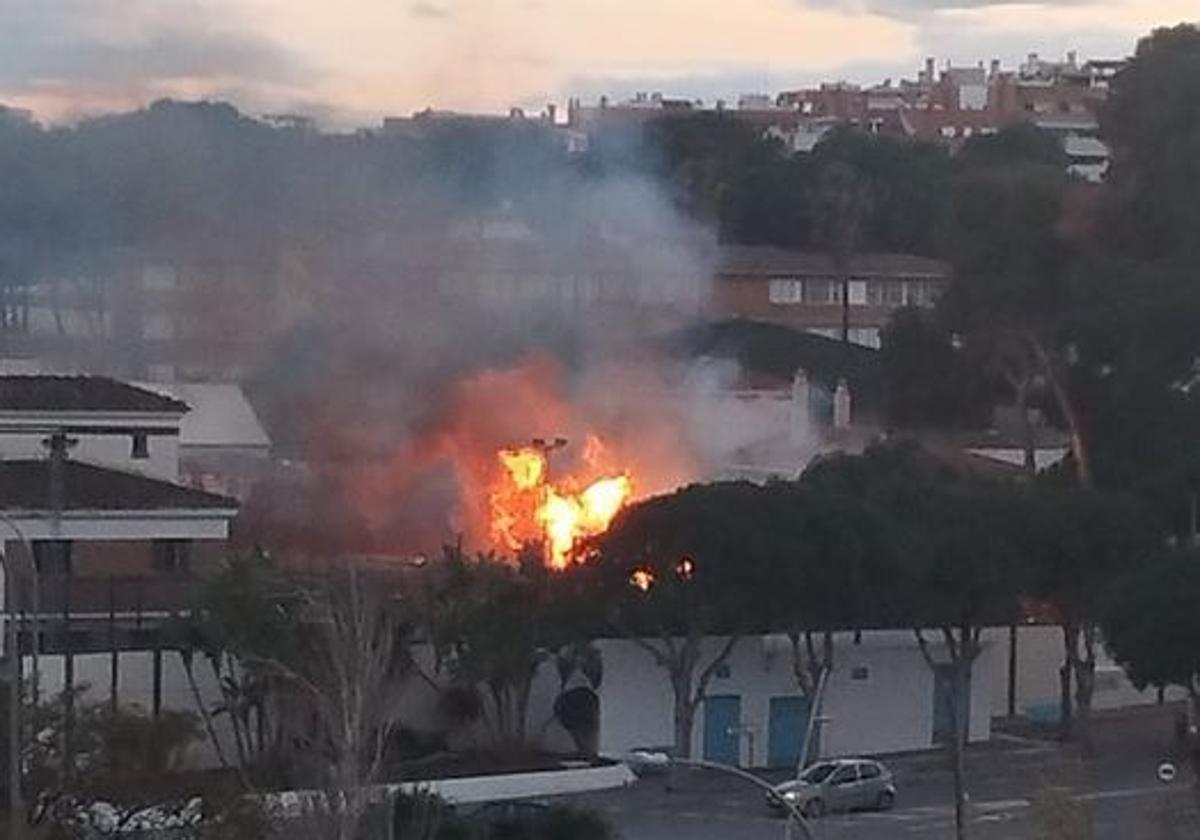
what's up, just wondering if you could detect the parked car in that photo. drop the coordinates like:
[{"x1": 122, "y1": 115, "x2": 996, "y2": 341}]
[{"x1": 767, "y1": 759, "x2": 896, "y2": 818}]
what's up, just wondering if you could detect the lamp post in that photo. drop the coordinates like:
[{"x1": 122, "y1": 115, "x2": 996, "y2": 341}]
[
  {"x1": 0, "y1": 515, "x2": 40, "y2": 840},
  {"x1": 663, "y1": 757, "x2": 816, "y2": 840}
]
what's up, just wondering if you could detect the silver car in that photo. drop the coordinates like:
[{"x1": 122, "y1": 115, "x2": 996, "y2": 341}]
[{"x1": 768, "y1": 759, "x2": 896, "y2": 818}]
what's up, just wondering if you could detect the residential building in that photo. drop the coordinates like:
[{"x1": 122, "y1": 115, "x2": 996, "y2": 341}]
[
  {"x1": 568, "y1": 51, "x2": 1125, "y2": 178},
  {"x1": 0, "y1": 375, "x2": 238, "y2": 711},
  {"x1": 137, "y1": 382, "x2": 272, "y2": 501},
  {"x1": 709, "y1": 246, "x2": 950, "y2": 349}
]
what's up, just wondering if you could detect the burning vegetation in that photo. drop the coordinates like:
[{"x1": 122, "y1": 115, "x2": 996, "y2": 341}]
[
  {"x1": 247, "y1": 354, "x2": 699, "y2": 565},
  {"x1": 490, "y1": 435, "x2": 634, "y2": 568}
]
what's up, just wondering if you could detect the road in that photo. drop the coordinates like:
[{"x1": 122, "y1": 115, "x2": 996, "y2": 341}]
[
  {"x1": 579, "y1": 780, "x2": 1197, "y2": 839},
  {"x1": 567, "y1": 705, "x2": 1200, "y2": 839}
]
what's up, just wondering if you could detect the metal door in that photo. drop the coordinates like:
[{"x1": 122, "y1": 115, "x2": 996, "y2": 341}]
[
  {"x1": 767, "y1": 696, "x2": 809, "y2": 769},
  {"x1": 702, "y1": 695, "x2": 742, "y2": 766},
  {"x1": 933, "y1": 665, "x2": 971, "y2": 745}
]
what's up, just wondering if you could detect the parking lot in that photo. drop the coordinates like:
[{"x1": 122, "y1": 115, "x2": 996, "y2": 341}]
[{"x1": 568, "y1": 706, "x2": 1200, "y2": 839}]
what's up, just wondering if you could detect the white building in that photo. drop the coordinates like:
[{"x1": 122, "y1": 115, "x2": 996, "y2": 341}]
[
  {"x1": 595, "y1": 632, "x2": 997, "y2": 768},
  {"x1": 0, "y1": 375, "x2": 238, "y2": 712}
]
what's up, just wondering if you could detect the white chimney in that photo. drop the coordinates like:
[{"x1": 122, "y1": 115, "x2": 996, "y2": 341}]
[
  {"x1": 833, "y1": 379, "x2": 852, "y2": 430},
  {"x1": 790, "y1": 369, "x2": 811, "y2": 445}
]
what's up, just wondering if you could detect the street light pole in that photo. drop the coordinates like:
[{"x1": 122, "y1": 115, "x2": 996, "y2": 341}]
[
  {"x1": 0, "y1": 517, "x2": 40, "y2": 840},
  {"x1": 664, "y1": 757, "x2": 817, "y2": 840}
]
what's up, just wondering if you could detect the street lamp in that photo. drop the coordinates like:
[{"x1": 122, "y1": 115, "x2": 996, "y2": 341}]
[
  {"x1": 662, "y1": 757, "x2": 816, "y2": 840},
  {"x1": 0, "y1": 515, "x2": 39, "y2": 840}
]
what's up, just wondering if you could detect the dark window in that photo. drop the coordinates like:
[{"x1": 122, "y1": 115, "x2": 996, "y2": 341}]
[
  {"x1": 859, "y1": 763, "x2": 882, "y2": 780},
  {"x1": 32, "y1": 540, "x2": 72, "y2": 576},
  {"x1": 830, "y1": 766, "x2": 858, "y2": 785},
  {"x1": 131, "y1": 432, "x2": 149, "y2": 459},
  {"x1": 152, "y1": 540, "x2": 190, "y2": 574},
  {"x1": 714, "y1": 663, "x2": 732, "y2": 679},
  {"x1": 851, "y1": 665, "x2": 870, "y2": 681}
]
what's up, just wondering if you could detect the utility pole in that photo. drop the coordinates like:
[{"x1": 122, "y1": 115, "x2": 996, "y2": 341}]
[
  {"x1": 44, "y1": 432, "x2": 76, "y2": 785},
  {"x1": 7, "y1": 554, "x2": 21, "y2": 840}
]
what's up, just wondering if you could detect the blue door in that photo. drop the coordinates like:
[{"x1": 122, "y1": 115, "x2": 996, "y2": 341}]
[
  {"x1": 932, "y1": 665, "x2": 971, "y2": 745},
  {"x1": 703, "y1": 695, "x2": 741, "y2": 765},
  {"x1": 767, "y1": 696, "x2": 810, "y2": 769}
]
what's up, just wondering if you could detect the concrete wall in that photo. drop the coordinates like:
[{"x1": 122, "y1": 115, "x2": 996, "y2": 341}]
[{"x1": 38, "y1": 625, "x2": 1188, "y2": 774}]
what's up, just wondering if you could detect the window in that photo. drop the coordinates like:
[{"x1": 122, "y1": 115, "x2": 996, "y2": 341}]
[
  {"x1": 714, "y1": 663, "x2": 732, "y2": 680},
  {"x1": 830, "y1": 765, "x2": 858, "y2": 785},
  {"x1": 800, "y1": 763, "x2": 837, "y2": 784},
  {"x1": 768, "y1": 278, "x2": 803, "y2": 304},
  {"x1": 850, "y1": 665, "x2": 870, "y2": 681},
  {"x1": 904, "y1": 279, "x2": 943, "y2": 307},
  {"x1": 33, "y1": 540, "x2": 73, "y2": 576},
  {"x1": 131, "y1": 432, "x2": 150, "y2": 459},
  {"x1": 152, "y1": 540, "x2": 191, "y2": 574},
  {"x1": 866, "y1": 281, "x2": 904, "y2": 306},
  {"x1": 803, "y1": 278, "x2": 841, "y2": 305},
  {"x1": 859, "y1": 763, "x2": 882, "y2": 780},
  {"x1": 847, "y1": 280, "x2": 867, "y2": 305}
]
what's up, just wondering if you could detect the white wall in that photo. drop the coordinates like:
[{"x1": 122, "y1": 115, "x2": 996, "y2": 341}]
[
  {"x1": 25, "y1": 649, "x2": 232, "y2": 767},
  {"x1": 595, "y1": 632, "x2": 994, "y2": 767},
  {"x1": 984, "y1": 626, "x2": 1187, "y2": 720},
  {"x1": 0, "y1": 427, "x2": 180, "y2": 481}
]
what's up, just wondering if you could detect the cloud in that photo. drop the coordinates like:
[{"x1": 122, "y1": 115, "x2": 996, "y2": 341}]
[
  {"x1": 410, "y1": 1, "x2": 450, "y2": 18},
  {"x1": 802, "y1": 0, "x2": 1091, "y2": 18},
  {"x1": 0, "y1": 0, "x2": 315, "y2": 118}
]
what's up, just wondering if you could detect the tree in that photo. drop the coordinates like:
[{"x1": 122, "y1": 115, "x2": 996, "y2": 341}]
[
  {"x1": 811, "y1": 159, "x2": 872, "y2": 343},
  {"x1": 172, "y1": 552, "x2": 301, "y2": 786},
  {"x1": 584, "y1": 482, "x2": 774, "y2": 769},
  {"x1": 1102, "y1": 549, "x2": 1200, "y2": 799},
  {"x1": 957, "y1": 122, "x2": 1068, "y2": 171},
  {"x1": 422, "y1": 547, "x2": 595, "y2": 750},
  {"x1": 880, "y1": 307, "x2": 982, "y2": 430},
  {"x1": 1102, "y1": 24, "x2": 1200, "y2": 262},
  {"x1": 803, "y1": 443, "x2": 1023, "y2": 840},
  {"x1": 940, "y1": 141, "x2": 1088, "y2": 484},
  {"x1": 756, "y1": 485, "x2": 886, "y2": 742},
  {"x1": 811, "y1": 127, "x2": 952, "y2": 256},
  {"x1": 1018, "y1": 489, "x2": 1161, "y2": 754},
  {"x1": 274, "y1": 566, "x2": 416, "y2": 840}
]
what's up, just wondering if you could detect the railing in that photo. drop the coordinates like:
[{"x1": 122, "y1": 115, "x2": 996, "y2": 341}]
[{"x1": 7, "y1": 573, "x2": 201, "y2": 619}]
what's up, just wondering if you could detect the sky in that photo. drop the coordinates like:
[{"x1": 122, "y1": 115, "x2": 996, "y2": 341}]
[{"x1": 0, "y1": 0, "x2": 1195, "y2": 127}]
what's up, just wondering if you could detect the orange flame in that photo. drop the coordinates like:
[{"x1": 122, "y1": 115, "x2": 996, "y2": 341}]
[{"x1": 490, "y1": 438, "x2": 633, "y2": 569}]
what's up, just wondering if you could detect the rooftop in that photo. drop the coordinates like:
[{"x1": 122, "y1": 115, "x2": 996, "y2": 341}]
[
  {"x1": 716, "y1": 246, "x2": 948, "y2": 278},
  {"x1": 137, "y1": 382, "x2": 270, "y2": 448},
  {"x1": 0, "y1": 376, "x2": 189, "y2": 414},
  {"x1": 0, "y1": 460, "x2": 237, "y2": 512}
]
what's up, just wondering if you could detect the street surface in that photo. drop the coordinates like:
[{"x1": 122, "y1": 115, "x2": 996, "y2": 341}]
[{"x1": 568, "y1": 705, "x2": 1200, "y2": 839}]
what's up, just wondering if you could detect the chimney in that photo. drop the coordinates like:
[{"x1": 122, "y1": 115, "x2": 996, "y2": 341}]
[
  {"x1": 43, "y1": 430, "x2": 78, "y2": 518},
  {"x1": 990, "y1": 59, "x2": 1001, "y2": 79},
  {"x1": 833, "y1": 379, "x2": 852, "y2": 430},
  {"x1": 789, "y1": 369, "x2": 811, "y2": 446}
]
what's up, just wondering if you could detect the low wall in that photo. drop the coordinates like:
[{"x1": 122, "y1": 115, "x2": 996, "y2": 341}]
[{"x1": 266, "y1": 762, "x2": 637, "y2": 816}]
